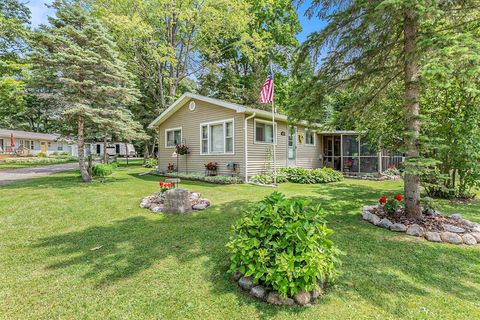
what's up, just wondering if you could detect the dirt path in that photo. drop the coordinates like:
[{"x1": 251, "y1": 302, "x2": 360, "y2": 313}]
[{"x1": 0, "y1": 163, "x2": 79, "y2": 186}]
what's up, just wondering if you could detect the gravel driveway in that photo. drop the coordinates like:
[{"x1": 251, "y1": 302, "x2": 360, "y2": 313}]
[{"x1": 0, "y1": 162, "x2": 79, "y2": 186}]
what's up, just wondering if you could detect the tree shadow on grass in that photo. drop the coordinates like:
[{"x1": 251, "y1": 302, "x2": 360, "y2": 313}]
[{"x1": 32, "y1": 183, "x2": 480, "y2": 319}]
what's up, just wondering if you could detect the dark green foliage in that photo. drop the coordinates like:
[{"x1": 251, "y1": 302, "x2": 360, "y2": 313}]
[
  {"x1": 250, "y1": 172, "x2": 288, "y2": 184},
  {"x1": 227, "y1": 192, "x2": 342, "y2": 297},
  {"x1": 279, "y1": 167, "x2": 344, "y2": 184},
  {"x1": 92, "y1": 163, "x2": 114, "y2": 178},
  {"x1": 157, "y1": 171, "x2": 243, "y2": 184}
]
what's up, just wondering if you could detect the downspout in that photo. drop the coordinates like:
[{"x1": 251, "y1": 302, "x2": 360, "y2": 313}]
[{"x1": 244, "y1": 113, "x2": 256, "y2": 182}]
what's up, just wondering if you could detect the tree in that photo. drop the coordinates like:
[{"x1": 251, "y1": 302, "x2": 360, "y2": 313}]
[
  {"x1": 297, "y1": 0, "x2": 480, "y2": 218},
  {"x1": 0, "y1": 0, "x2": 30, "y2": 127},
  {"x1": 30, "y1": 0, "x2": 140, "y2": 182},
  {"x1": 198, "y1": 0, "x2": 301, "y2": 109}
]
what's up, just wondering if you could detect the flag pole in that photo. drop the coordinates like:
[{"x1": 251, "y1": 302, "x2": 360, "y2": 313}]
[{"x1": 269, "y1": 62, "x2": 277, "y2": 185}]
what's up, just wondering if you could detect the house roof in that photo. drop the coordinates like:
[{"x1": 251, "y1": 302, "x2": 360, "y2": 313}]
[
  {"x1": 147, "y1": 92, "x2": 361, "y2": 134},
  {"x1": 147, "y1": 92, "x2": 288, "y2": 129},
  {"x1": 0, "y1": 128, "x2": 62, "y2": 141}
]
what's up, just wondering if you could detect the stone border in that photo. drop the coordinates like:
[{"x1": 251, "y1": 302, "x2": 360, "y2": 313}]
[
  {"x1": 362, "y1": 206, "x2": 480, "y2": 245},
  {"x1": 140, "y1": 189, "x2": 210, "y2": 213},
  {"x1": 232, "y1": 271, "x2": 327, "y2": 306}
]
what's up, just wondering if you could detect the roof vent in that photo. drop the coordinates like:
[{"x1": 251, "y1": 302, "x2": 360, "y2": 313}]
[{"x1": 189, "y1": 101, "x2": 196, "y2": 111}]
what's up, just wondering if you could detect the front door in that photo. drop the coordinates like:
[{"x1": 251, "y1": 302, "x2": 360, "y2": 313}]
[
  {"x1": 287, "y1": 127, "x2": 297, "y2": 166},
  {"x1": 40, "y1": 142, "x2": 47, "y2": 153}
]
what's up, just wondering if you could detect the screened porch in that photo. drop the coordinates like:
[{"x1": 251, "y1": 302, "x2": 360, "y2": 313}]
[{"x1": 319, "y1": 132, "x2": 404, "y2": 174}]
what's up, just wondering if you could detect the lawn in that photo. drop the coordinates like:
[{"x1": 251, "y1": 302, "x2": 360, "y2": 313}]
[{"x1": 0, "y1": 166, "x2": 479, "y2": 319}]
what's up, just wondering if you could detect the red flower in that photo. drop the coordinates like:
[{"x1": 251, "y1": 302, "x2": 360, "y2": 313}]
[
  {"x1": 394, "y1": 194, "x2": 404, "y2": 201},
  {"x1": 159, "y1": 181, "x2": 164, "y2": 187},
  {"x1": 379, "y1": 196, "x2": 387, "y2": 204},
  {"x1": 388, "y1": 164, "x2": 396, "y2": 169}
]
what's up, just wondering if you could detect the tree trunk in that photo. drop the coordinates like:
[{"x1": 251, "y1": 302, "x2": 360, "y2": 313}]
[
  {"x1": 403, "y1": 10, "x2": 422, "y2": 218},
  {"x1": 103, "y1": 137, "x2": 108, "y2": 164},
  {"x1": 78, "y1": 114, "x2": 91, "y2": 182},
  {"x1": 125, "y1": 142, "x2": 129, "y2": 166}
]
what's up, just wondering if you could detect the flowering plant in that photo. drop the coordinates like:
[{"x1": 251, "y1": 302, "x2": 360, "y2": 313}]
[
  {"x1": 379, "y1": 194, "x2": 404, "y2": 214},
  {"x1": 167, "y1": 163, "x2": 175, "y2": 172},
  {"x1": 176, "y1": 144, "x2": 190, "y2": 155},
  {"x1": 159, "y1": 181, "x2": 173, "y2": 193},
  {"x1": 205, "y1": 162, "x2": 218, "y2": 170},
  {"x1": 388, "y1": 164, "x2": 396, "y2": 169}
]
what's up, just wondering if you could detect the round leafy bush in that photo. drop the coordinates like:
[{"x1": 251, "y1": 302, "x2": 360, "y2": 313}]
[
  {"x1": 92, "y1": 164, "x2": 114, "y2": 177},
  {"x1": 227, "y1": 192, "x2": 342, "y2": 297},
  {"x1": 250, "y1": 172, "x2": 288, "y2": 184},
  {"x1": 279, "y1": 167, "x2": 343, "y2": 184}
]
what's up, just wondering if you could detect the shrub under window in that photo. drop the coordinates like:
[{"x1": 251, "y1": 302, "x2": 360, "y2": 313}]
[{"x1": 227, "y1": 192, "x2": 342, "y2": 297}]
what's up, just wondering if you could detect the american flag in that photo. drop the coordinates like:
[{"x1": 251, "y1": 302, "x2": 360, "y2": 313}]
[{"x1": 260, "y1": 71, "x2": 274, "y2": 104}]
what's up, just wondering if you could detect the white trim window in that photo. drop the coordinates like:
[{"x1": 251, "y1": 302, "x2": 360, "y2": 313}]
[
  {"x1": 200, "y1": 119, "x2": 234, "y2": 154},
  {"x1": 254, "y1": 119, "x2": 276, "y2": 144},
  {"x1": 165, "y1": 127, "x2": 182, "y2": 148},
  {"x1": 305, "y1": 129, "x2": 315, "y2": 146}
]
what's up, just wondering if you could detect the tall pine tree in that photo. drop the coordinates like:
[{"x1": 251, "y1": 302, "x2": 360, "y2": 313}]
[
  {"x1": 30, "y1": 0, "x2": 140, "y2": 182},
  {"x1": 298, "y1": 0, "x2": 480, "y2": 218}
]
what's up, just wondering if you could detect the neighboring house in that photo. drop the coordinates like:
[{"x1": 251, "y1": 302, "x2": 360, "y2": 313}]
[
  {"x1": 0, "y1": 129, "x2": 75, "y2": 156},
  {"x1": 0, "y1": 129, "x2": 136, "y2": 157},
  {"x1": 148, "y1": 93, "x2": 404, "y2": 181}
]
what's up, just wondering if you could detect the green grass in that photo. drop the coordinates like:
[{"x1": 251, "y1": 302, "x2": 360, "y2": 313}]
[{"x1": 0, "y1": 166, "x2": 479, "y2": 319}]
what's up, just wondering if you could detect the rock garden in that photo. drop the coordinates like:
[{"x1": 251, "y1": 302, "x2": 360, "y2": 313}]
[
  {"x1": 140, "y1": 180, "x2": 210, "y2": 213},
  {"x1": 226, "y1": 192, "x2": 342, "y2": 306},
  {"x1": 362, "y1": 194, "x2": 480, "y2": 245}
]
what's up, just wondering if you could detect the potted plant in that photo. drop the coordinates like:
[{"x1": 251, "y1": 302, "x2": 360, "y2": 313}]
[
  {"x1": 175, "y1": 144, "x2": 190, "y2": 155},
  {"x1": 205, "y1": 161, "x2": 218, "y2": 176}
]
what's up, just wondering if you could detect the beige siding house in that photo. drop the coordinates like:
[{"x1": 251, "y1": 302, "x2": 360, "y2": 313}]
[{"x1": 148, "y1": 93, "x2": 404, "y2": 181}]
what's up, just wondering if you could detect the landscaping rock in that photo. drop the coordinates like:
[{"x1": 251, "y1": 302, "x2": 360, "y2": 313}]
[
  {"x1": 294, "y1": 291, "x2": 311, "y2": 306},
  {"x1": 424, "y1": 209, "x2": 437, "y2": 216},
  {"x1": 163, "y1": 188, "x2": 192, "y2": 214},
  {"x1": 238, "y1": 276, "x2": 254, "y2": 291},
  {"x1": 250, "y1": 285, "x2": 267, "y2": 300},
  {"x1": 390, "y1": 223, "x2": 407, "y2": 232},
  {"x1": 470, "y1": 232, "x2": 480, "y2": 242},
  {"x1": 462, "y1": 233, "x2": 477, "y2": 246},
  {"x1": 189, "y1": 192, "x2": 201, "y2": 205},
  {"x1": 362, "y1": 210, "x2": 372, "y2": 221},
  {"x1": 140, "y1": 197, "x2": 152, "y2": 208},
  {"x1": 233, "y1": 271, "x2": 242, "y2": 281},
  {"x1": 472, "y1": 226, "x2": 480, "y2": 233},
  {"x1": 443, "y1": 224, "x2": 465, "y2": 233},
  {"x1": 378, "y1": 218, "x2": 393, "y2": 229},
  {"x1": 440, "y1": 232, "x2": 463, "y2": 244},
  {"x1": 192, "y1": 203, "x2": 209, "y2": 210},
  {"x1": 369, "y1": 213, "x2": 381, "y2": 225},
  {"x1": 425, "y1": 231, "x2": 442, "y2": 242},
  {"x1": 151, "y1": 205, "x2": 163, "y2": 213},
  {"x1": 266, "y1": 292, "x2": 295, "y2": 306},
  {"x1": 311, "y1": 288, "x2": 323, "y2": 300},
  {"x1": 451, "y1": 213, "x2": 463, "y2": 220},
  {"x1": 406, "y1": 224, "x2": 425, "y2": 237}
]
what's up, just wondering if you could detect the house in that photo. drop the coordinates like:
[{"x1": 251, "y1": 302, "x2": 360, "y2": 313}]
[
  {"x1": 0, "y1": 129, "x2": 136, "y2": 157},
  {"x1": 148, "y1": 93, "x2": 404, "y2": 181},
  {"x1": 0, "y1": 129, "x2": 75, "y2": 156}
]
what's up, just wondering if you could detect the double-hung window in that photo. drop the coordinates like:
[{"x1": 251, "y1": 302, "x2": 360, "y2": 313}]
[
  {"x1": 255, "y1": 119, "x2": 275, "y2": 144},
  {"x1": 165, "y1": 128, "x2": 182, "y2": 148},
  {"x1": 305, "y1": 129, "x2": 315, "y2": 146},
  {"x1": 200, "y1": 119, "x2": 234, "y2": 154}
]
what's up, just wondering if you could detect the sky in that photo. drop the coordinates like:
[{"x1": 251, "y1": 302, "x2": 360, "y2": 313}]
[{"x1": 25, "y1": 0, "x2": 326, "y2": 43}]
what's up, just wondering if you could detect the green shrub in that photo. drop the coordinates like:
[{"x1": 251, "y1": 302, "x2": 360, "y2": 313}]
[
  {"x1": 250, "y1": 172, "x2": 288, "y2": 184},
  {"x1": 92, "y1": 164, "x2": 114, "y2": 178},
  {"x1": 227, "y1": 192, "x2": 342, "y2": 297},
  {"x1": 382, "y1": 167, "x2": 401, "y2": 177},
  {"x1": 110, "y1": 161, "x2": 119, "y2": 168},
  {"x1": 144, "y1": 158, "x2": 158, "y2": 168},
  {"x1": 279, "y1": 167, "x2": 343, "y2": 184},
  {"x1": 37, "y1": 152, "x2": 47, "y2": 158}
]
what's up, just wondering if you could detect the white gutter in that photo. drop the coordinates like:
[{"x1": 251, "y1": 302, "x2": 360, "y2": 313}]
[{"x1": 244, "y1": 112, "x2": 256, "y2": 182}]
